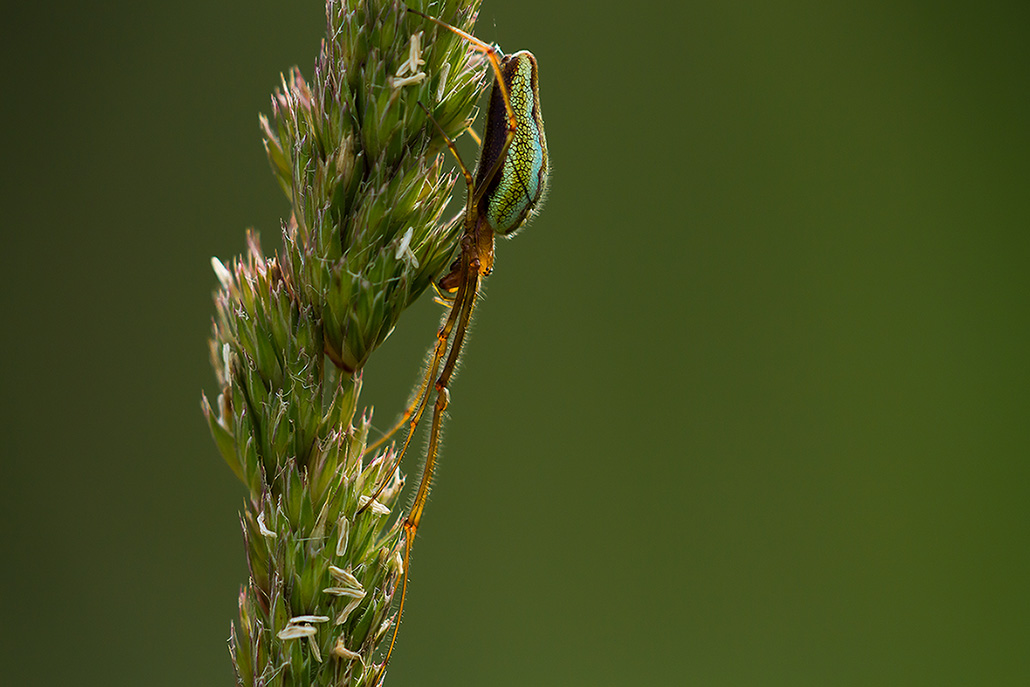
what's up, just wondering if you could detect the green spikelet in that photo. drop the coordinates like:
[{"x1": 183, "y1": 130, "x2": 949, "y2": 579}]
[{"x1": 202, "y1": 1, "x2": 487, "y2": 684}]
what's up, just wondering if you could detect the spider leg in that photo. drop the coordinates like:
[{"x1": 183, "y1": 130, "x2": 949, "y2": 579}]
[
  {"x1": 408, "y1": 9, "x2": 517, "y2": 208},
  {"x1": 372, "y1": 265, "x2": 479, "y2": 683},
  {"x1": 361, "y1": 265, "x2": 470, "y2": 510},
  {"x1": 361, "y1": 104, "x2": 476, "y2": 509}
]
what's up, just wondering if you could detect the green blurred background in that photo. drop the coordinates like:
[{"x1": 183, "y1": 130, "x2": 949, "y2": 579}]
[{"x1": 3, "y1": 0, "x2": 1027, "y2": 684}]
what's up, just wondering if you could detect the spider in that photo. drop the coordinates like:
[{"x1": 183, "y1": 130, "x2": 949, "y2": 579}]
[{"x1": 362, "y1": 6, "x2": 549, "y2": 680}]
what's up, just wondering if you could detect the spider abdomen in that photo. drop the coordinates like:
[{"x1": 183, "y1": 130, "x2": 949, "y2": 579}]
[{"x1": 476, "y1": 50, "x2": 549, "y2": 236}]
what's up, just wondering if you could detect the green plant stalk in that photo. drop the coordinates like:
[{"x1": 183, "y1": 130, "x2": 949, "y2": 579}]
[{"x1": 202, "y1": 1, "x2": 488, "y2": 684}]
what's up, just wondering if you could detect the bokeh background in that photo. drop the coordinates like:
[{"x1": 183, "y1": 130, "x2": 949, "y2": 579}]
[{"x1": 3, "y1": 0, "x2": 1027, "y2": 684}]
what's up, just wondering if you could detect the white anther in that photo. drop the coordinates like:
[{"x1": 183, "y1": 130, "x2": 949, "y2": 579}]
[
  {"x1": 333, "y1": 590, "x2": 367, "y2": 625},
  {"x1": 396, "y1": 32, "x2": 425, "y2": 77},
  {"x1": 389, "y1": 73, "x2": 426, "y2": 89},
  {"x1": 335, "y1": 517, "x2": 350, "y2": 557},
  {"x1": 257, "y1": 511, "x2": 276, "y2": 538},
  {"x1": 436, "y1": 62, "x2": 451, "y2": 100},
  {"x1": 332, "y1": 639, "x2": 362, "y2": 660},
  {"x1": 328, "y1": 565, "x2": 363, "y2": 589},
  {"x1": 357, "y1": 495, "x2": 391, "y2": 515},
  {"x1": 278, "y1": 625, "x2": 317, "y2": 640},
  {"x1": 288, "y1": 615, "x2": 330, "y2": 625},
  {"x1": 396, "y1": 227, "x2": 420, "y2": 269}
]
